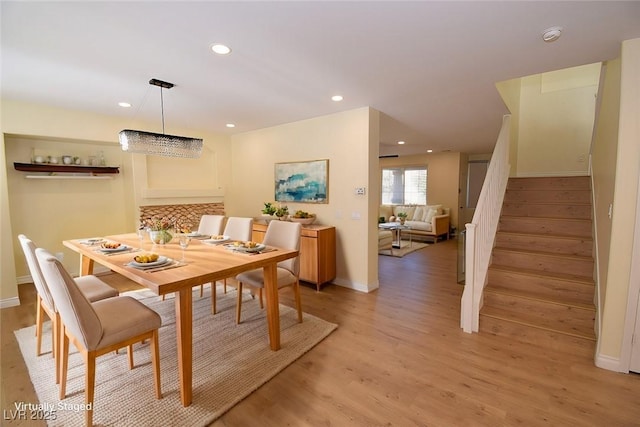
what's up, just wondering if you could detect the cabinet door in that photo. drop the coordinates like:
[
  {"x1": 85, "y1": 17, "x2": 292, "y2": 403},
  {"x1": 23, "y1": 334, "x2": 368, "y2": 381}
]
[{"x1": 299, "y1": 235, "x2": 318, "y2": 284}]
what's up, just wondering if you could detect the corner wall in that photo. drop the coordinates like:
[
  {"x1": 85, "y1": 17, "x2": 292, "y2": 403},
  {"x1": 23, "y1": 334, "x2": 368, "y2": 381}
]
[{"x1": 228, "y1": 107, "x2": 380, "y2": 292}]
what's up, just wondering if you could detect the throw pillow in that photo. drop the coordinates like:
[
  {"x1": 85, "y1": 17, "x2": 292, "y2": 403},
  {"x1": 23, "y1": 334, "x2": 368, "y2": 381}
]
[
  {"x1": 422, "y1": 204, "x2": 443, "y2": 221},
  {"x1": 412, "y1": 207, "x2": 424, "y2": 221}
]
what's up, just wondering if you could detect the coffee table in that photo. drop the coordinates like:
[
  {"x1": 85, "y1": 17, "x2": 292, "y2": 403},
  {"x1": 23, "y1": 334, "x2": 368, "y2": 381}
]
[{"x1": 378, "y1": 222, "x2": 412, "y2": 249}]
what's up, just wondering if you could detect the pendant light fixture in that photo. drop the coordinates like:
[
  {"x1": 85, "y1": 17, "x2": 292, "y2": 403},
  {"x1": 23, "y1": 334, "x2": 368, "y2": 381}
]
[{"x1": 119, "y1": 79, "x2": 203, "y2": 158}]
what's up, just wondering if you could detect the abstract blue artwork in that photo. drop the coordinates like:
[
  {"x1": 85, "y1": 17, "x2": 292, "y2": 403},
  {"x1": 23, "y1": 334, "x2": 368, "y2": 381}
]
[{"x1": 275, "y1": 159, "x2": 328, "y2": 203}]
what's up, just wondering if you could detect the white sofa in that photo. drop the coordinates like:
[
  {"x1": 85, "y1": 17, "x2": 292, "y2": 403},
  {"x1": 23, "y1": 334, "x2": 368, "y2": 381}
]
[{"x1": 379, "y1": 204, "x2": 450, "y2": 243}]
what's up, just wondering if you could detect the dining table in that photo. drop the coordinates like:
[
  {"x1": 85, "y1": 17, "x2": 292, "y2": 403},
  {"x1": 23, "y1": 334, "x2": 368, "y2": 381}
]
[{"x1": 63, "y1": 233, "x2": 298, "y2": 407}]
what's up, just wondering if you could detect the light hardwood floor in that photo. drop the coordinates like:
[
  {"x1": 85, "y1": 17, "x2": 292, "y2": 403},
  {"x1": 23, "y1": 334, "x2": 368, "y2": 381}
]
[{"x1": 2, "y1": 239, "x2": 640, "y2": 426}]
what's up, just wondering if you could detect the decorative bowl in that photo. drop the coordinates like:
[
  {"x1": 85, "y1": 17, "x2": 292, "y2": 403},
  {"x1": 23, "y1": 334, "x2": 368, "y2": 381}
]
[{"x1": 290, "y1": 215, "x2": 316, "y2": 225}]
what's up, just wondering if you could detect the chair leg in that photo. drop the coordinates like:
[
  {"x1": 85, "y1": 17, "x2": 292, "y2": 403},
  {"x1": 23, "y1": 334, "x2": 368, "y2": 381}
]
[
  {"x1": 59, "y1": 329, "x2": 69, "y2": 400},
  {"x1": 235, "y1": 282, "x2": 244, "y2": 324},
  {"x1": 84, "y1": 351, "x2": 96, "y2": 427},
  {"x1": 223, "y1": 278, "x2": 227, "y2": 294},
  {"x1": 211, "y1": 282, "x2": 217, "y2": 315},
  {"x1": 293, "y1": 280, "x2": 303, "y2": 323},
  {"x1": 53, "y1": 313, "x2": 60, "y2": 384},
  {"x1": 35, "y1": 296, "x2": 43, "y2": 356},
  {"x1": 151, "y1": 330, "x2": 162, "y2": 399},
  {"x1": 200, "y1": 284, "x2": 204, "y2": 298},
  {"x1": 259, "y1": 289, "x2": 264, "y2": 309}
]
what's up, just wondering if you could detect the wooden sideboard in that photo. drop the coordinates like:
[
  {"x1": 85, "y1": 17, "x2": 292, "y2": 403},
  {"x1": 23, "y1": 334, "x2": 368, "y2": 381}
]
[{"x1": 252, "y1": 222, "x2": 336, "y2": 291}]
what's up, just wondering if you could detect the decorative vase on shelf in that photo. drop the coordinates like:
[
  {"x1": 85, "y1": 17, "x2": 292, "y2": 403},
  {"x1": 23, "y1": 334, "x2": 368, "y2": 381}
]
[{"x1": 149, "y1": 229, "x2": 173, "y2": 245}]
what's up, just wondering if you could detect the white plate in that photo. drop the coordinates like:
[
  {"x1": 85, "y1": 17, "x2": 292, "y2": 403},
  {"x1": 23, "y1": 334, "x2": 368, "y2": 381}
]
[
  {"x1": 99, "y1": 244, "x2": 130, "y2": 253},
  {"x1": 129, "y1": 256, "x2": 170, "y2": 268},
  {"x1": 225, "y1": 243, "x2": 266, "y2": 253},
  {"x1": 186, "y1": 232, "x2": 207, "y2": 238},
  {"x1": 202, "y1": 236, "x2": 230, "y2": 245},
  {"x1": 81, "y1": 238, "x2": 105, "y2": 245}
]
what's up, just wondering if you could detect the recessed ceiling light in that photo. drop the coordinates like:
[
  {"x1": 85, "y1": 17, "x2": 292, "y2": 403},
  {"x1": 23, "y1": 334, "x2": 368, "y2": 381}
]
[
  {"x1": 427, "y1": 149, "x2": 433, "y2": 153},
  {"x1": 118, "y1": 102, "x2": 131, "y2": 108},
  {"x1": 226, "y1": 123, "x2": 235, "y2": 128},
  {"x1": 331, "y1": 95, "x2": 343, "y2": 102},
  {"x1": 211, "y1": 44, "x2": 232, "y2": 55},
  {"x1": 397, "y1": 141, "x2": 405, "y2": 145},
  {"x1": 542, "y1": 26, "x2": 563, "y2": 43}
]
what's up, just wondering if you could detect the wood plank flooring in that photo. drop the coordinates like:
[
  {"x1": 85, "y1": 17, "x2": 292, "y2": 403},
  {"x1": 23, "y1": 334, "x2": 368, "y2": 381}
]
[{"x1": 2, "y1": 239, "x2": 640, "y2": 426}]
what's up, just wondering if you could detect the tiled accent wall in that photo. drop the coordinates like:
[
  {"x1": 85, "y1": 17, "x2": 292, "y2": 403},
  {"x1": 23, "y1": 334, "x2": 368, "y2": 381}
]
[{"x1": 139, "y1": 203, "x2": 225, "y2": 229}]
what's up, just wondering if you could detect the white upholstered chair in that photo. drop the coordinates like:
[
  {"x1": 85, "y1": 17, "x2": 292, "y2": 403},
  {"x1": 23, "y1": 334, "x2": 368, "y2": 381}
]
[
  {"x1": 234, "y1": 220, "x2": 302, "y2": 324},
  {"x1": 18, "y1": 234, "x2": 119, "y2": 384},
  {"x1": 36, "y1": 248, "x2": 162, "y2": 427},
  {"x1": 197, "y1": 214, "x2": 225, "y2": 236},
  {"x1": 209, "y1": 217, "x2": 254, "y2": 314}
]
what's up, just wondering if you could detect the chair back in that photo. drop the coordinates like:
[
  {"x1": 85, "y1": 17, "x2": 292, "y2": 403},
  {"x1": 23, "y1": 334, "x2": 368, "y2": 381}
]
[
  {"x1": 18, "y1": 235, "x2": 55, "y2": 312},
  {"x1": 198, "y1": 215, "x2": 225, "y2": 236},
  {"x1": 263, "y1": 221, "x2": 301, "y2": 275},
  {"x1": 223, "y1": 217, "x2": 253, "y2": 241},
  {"x1": 35, "y1": 248, "x2": 103, "y2": 351}
]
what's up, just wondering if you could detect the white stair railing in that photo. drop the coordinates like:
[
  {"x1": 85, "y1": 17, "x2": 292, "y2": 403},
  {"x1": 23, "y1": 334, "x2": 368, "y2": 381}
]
[{"x1": 460, "y1": 115, "x2": 511, "y2": 333}]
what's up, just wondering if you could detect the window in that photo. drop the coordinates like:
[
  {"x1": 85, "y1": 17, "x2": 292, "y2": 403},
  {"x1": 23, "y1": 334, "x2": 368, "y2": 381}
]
[{"x1": 381, "y1": 167, "x2": 427, "y2": 205}]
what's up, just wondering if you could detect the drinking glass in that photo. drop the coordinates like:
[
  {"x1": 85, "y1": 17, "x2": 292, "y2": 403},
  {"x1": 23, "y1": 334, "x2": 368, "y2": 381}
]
[
  {"x1": 137, "y1": 228, "x2": 146, "y2": 249},
  {"x1": 178, "y1": 235, "x2": 191, "y2": 262}
]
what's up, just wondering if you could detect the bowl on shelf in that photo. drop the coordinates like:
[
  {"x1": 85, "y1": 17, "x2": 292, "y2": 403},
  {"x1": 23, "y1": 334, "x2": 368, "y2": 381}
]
[{"x1": 290, "y1": 215, "x2": 316, "y2": 225}]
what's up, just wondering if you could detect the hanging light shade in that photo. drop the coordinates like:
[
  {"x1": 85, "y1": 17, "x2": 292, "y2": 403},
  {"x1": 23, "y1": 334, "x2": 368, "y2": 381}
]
[{"x1": 119, "y1": 79, "x2": 203, "y2": 158}]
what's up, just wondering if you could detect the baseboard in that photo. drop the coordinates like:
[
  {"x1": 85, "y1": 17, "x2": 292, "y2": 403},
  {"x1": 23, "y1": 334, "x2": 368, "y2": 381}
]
[
  {"x1": 595, "y1": 352, "x2": 626, "y2": 372},
  {"x1": 0, "y1": 296, "x2": 20, "y2": 309},
  {"x1": 514, "y1": 172, "x2": 590, "y2": 177},
  {"x1": 333, "y1": 277, "x2": 378, "y2": 293}
]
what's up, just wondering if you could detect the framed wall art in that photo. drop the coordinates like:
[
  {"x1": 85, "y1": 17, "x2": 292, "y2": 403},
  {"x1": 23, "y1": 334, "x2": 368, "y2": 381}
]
[{"x1": 274, "y1": 159, "x2": 328, "y2": 203}]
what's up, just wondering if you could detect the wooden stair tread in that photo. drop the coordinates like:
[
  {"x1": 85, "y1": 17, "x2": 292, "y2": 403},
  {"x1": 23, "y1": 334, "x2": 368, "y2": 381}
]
[
  {"x1": 480, "y1": 306, "x2": 595, "y2": 341},
  {"x1": 484, "y1": 285, "x2": 595, "y2": 311},
  {"x1": 492, "y1": 246, "x2": 594, "y2": 261},
  {"x1": 480, "y1": 307, "x2": 596, "y2": 341},
  {"x1": 488, "y1": 264, "x2": 594, "y2": 285},
  {"x1": 496, "y1": 230, "x2": 593, "y2": 242},
  {"x1": 500, "y1": 214, "x2": 592, "y2": 223}
]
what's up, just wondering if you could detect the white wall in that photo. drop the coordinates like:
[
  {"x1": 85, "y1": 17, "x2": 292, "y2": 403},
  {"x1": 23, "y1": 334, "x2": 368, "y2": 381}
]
[
  {"x1": 1, "y1": 99, "x2": 231, "y2": 304},
  {"x1": 228, "y1": 107, "x2": 380, "y2": 292}
]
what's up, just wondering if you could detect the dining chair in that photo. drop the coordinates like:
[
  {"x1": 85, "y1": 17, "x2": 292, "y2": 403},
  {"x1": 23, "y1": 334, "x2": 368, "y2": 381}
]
[
  {"x1": 197, "y1": 214, "x2": 225, "y2": 236},
  {"x1": 18, "y1": 234, "x2": 119, "y2": 385},
  {"x1": 36, "y1": 248, "x2": 162, "y2": 427},
  {"x1": 209, "y1": 217, "x2": 254, "y2": 315},
  {"x1": 194, "y1": 214, "x2": 226, "y2": 298},
  {"x1": 235, "y1": 220, "x2": 302, "y2": 324}
]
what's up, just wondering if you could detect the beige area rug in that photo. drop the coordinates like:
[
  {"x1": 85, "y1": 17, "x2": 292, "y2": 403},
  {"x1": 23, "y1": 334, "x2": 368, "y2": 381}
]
[
  {"x1": 15, "y1": 285, "x2": 337, "y2": 426},
  {"x1": 378, "y1": 240, "x2": 430, "y2": 257}
]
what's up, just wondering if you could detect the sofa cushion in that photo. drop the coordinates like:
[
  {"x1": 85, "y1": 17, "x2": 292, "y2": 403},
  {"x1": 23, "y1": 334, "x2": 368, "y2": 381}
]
[
  {"x1": 423, "y1": 204, "x2": 443, "y2": 222},
  {"x1": 412, "y1": 206, "x2": 425, "y2": 221},
  {"x1": 405, "y1": 220, "x2": 433, "y2": 232},
  {"x1": 393, "y1": 205, "x2": 415, "y2": 219}
]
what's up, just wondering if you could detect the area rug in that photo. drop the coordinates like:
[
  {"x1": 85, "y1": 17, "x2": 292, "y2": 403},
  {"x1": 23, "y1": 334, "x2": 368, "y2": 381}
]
[
  {"x1": 15, "y1": 285, "x2": 337, "y2": 426},
  {"x1": 378, "y1": 240, "x2": 430, "y2": 257}
]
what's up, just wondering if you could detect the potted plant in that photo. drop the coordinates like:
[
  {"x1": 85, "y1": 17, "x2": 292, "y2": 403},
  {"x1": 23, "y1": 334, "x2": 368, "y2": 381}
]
[
  {"x1": 275, "y1": 205, "x2": 289, "y2": 220},
  {"x1": 397, "y1": 212, "x2": 408, "y2": 225},
  {"x1": 145, "y1": 216, "x2": 174, "y2": 244}
]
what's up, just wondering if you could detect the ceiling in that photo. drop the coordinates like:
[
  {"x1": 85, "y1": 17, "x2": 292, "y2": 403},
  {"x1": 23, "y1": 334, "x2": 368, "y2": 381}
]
[{"x1": 2, "y1": 2, "x2": 639, "y2": 156}]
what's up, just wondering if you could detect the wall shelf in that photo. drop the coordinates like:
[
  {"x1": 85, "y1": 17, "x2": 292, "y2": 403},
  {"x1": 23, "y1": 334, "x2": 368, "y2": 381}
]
[{"x1": 14, "y1": 162, "x2": 119, "y2": 179}]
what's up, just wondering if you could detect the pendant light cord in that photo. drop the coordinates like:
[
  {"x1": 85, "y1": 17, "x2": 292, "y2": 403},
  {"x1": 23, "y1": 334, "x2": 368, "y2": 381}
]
[{"x1": 160, "y1": 87, "x2": 165, "y2": 134}]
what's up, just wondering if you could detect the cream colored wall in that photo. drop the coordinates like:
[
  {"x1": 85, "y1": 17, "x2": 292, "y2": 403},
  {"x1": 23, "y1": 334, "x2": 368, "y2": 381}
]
[
  {"x1": 516, "y1": 63, "x2": 601, "y2": 176},
  {"x1": 379, "y1": 152, "x2": 461, "y2": 230},
  {"x1": 495, "y1": 77, "x2": 521, "y2": 176},
  {"x1": 598, "y1": 38, "x2": 640, "y2": 364},
  {"x1": 591, "y1": 58, "x2": 621, "y2": 321},
  {"x1": 228, "y1": 107, "x2": 379, "y2": 292},
  {"x1": 1, "y1": 99, "x2": 231, "y2": 302}
]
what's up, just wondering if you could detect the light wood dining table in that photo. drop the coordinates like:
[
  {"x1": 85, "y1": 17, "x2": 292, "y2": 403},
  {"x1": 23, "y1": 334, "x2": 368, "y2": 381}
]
[{"x1": 63, "y1": 233, "x2": 298, "y2": 407}]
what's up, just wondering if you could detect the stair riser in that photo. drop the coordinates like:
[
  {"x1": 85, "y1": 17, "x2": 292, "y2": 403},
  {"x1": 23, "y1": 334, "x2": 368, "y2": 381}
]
[
  {"x1": 501, "y1": 203, "x2": 592, "y2": 220},
  {"x1": 492, "y1": 251, "x2": 593, "y2": 278},
  {"x1": 479, "y1": 315, "x2": 596, "y2": 356},
  {"x1": 504, "y1": 190, "x2": 591, "y2": 204},
  {"x1": 507, "y1": 177, "x2": 590, "y2": 191},
  {"x1": 482, "y1": 292, "x2": 595, "y2": 338},
  {"x1": 488, "y1": 268, "x2": 594, "y2": 306},
  {"x1": 499, "y1": 217, "x2": 592, "y2": 237},
  {"x1": 495, "y1": 233, "x2": 593, "y2": 257}
]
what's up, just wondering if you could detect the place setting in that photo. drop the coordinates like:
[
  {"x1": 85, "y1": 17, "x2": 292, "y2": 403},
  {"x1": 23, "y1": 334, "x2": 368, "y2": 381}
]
[
  {"x1": 223, "y1": 240, "x2": 275, "y2": 255},
  {"x1": 125, "y1": 252, "x2": 186, "y2": 273},
  {"x1": 93, "y1": 241, "x2": 140, "y2": 256}
]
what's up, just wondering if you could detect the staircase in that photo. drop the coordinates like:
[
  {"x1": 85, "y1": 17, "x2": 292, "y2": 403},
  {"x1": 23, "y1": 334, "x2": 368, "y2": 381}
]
[{"x1": 479, "y1": 176, "x2": 596, "y2": 349}]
